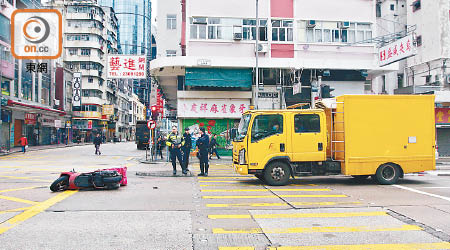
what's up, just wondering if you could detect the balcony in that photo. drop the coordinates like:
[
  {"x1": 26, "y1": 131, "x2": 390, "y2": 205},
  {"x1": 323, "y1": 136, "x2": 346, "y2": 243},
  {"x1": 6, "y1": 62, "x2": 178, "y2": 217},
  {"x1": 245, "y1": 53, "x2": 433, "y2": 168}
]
[
  {"x1": 65, "y1": 25, "x2": 103, "y2": 36},
  {"x1": 65, "y1": 40, "x2": 103, "y2": 50},
  {"x1": 81, "y1": 97, "x2": 104, "y2": 106},
  {"x1": 66, "y1": 12, "x2": 104, "y2": 23},
  {"x1": 65, "y1": 54, "x2": 103, "y2": 65}
]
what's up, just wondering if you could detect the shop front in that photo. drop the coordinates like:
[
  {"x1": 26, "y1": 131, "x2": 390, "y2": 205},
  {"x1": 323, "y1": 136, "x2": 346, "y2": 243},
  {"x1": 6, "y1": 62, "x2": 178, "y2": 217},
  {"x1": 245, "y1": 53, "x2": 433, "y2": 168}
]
[{"x1": 436, "y1": 108, "x2": 450, "y2": 156}]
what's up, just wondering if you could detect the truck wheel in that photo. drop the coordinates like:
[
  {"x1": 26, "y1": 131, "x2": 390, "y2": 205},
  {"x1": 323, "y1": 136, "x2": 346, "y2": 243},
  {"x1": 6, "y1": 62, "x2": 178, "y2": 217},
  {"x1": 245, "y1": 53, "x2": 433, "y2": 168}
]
[
  {"x1": 50, "y1": 176, "x2": 69, "y2": 192},
  {"x1": 264, "y1": 161, "x2": 291, "y2": 186},
  {"x1": 375, "y1": 163, "x2": 400, "y2": 185}
]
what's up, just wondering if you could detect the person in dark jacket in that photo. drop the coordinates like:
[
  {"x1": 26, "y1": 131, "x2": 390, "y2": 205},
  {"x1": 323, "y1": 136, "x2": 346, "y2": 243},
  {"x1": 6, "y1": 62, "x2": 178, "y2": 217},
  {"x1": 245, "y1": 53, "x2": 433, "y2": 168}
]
[
  {"x1": 182, "y1": 128, "x2": 192, "y2": 170},
  {"x1": 209, "y1": 134, "x2": 221, "y2": 159},
  {"x1": 166, "y1": 126, "x2": 186, "y2": 175},
  {"x1": 93, "y1": 134, "x2": 102, "y2": 155},
  {"x1": 196, "y1": 127, "x2": 210, "y2": 176}
]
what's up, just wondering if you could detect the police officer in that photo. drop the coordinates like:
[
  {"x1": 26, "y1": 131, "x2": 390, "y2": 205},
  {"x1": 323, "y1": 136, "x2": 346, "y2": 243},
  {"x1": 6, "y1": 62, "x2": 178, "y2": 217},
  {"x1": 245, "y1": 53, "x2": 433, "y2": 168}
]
[
  {"x1": 196, "y1": 127, "x2": 210, "y2": 176},
  {"x1": 166, "y1": 126, "x2": 186, "y2": 175},
  {"x1": 182, "y1": 128, "x2": 192, "y2": 170}
]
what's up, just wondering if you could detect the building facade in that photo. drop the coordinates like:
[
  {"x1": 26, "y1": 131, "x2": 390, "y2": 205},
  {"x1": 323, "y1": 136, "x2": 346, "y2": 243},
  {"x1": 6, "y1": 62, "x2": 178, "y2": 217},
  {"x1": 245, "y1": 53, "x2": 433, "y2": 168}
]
[
  {"x1": 1, "y1": 0, "x2": 73, "y2": 152},
  {"x1": 152, "y1": 0, "x2": 396, "y2": 153}
]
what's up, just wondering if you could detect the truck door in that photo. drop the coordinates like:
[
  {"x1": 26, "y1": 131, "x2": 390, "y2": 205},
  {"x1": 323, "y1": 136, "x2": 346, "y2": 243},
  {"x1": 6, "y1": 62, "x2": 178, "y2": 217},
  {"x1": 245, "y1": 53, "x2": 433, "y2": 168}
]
[
  {"x1": 247, "y1": 114, "x2": 287, "y2": 168},
  {"x1": 290, "y1": 113, "x2": 326, "y2": 162}
]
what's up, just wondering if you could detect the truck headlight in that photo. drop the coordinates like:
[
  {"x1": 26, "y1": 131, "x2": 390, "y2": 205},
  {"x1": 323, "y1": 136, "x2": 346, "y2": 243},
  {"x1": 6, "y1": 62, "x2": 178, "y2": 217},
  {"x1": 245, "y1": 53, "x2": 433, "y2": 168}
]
[{"x1": 238, "y1": 149, "x2": 246, "y2": 165}]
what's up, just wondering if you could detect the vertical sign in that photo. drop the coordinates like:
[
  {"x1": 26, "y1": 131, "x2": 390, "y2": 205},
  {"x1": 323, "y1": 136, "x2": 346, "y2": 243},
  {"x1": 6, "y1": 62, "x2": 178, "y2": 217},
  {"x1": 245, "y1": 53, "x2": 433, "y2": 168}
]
[
  {"x1": 293, "y1": 82, "x2": 301, "y2": 95},
  {"x1": 87, "y1": 120, "x2": 93, "y2": 130},
  {"x1": 73, "y1": 72, "x2": 82, "y2": 107}
]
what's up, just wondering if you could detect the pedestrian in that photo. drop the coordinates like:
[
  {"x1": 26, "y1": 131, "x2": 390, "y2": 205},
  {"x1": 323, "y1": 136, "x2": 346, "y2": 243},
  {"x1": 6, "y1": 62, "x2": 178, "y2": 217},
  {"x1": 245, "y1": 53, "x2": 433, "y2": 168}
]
[
  {"x1": 166, "y1": 126, "x2": 186, "y2": 175},
  {"x1": 182, "y1": 128, "x2": 192, "y2": 170},
  {"x1": 18, "y1": 135, "x2": 28, "y2": 153},
  {"x1": 93, "y1": 133, "x2": 102, "y2": 155},
  {"x1": 156, "y1": 136, "x2": 164, "y2": 159},
  {"x1": 196, "y1": 127, "x2": 210, "y2": 176},
  {"x1": 209, "y1": 134, "x2": 221, "y2": 160}
]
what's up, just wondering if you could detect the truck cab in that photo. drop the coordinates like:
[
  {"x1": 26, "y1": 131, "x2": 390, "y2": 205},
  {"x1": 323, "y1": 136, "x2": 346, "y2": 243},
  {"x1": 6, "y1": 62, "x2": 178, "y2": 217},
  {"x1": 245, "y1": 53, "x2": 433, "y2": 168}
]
[{"x1": 233, "y1": 109, "x2": 329, "y2": 185}]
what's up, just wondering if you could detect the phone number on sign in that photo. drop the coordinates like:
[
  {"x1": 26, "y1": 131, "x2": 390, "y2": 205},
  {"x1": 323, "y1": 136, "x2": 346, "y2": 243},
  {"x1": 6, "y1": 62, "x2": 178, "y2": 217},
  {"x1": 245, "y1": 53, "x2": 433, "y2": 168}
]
[{"x1": 120, "y1": 72, "x2": 145, "y2": 77}]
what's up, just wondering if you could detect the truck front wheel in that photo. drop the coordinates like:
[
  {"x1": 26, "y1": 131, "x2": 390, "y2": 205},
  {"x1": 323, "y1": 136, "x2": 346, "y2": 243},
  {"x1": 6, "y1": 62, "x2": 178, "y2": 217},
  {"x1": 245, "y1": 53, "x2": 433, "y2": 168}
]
[
  {"x1": 375, "y1": 163, "x2": 400, "y2": 185},
  {"x1": 264, "y1": 161, "x2": 291, "y2": 186}
]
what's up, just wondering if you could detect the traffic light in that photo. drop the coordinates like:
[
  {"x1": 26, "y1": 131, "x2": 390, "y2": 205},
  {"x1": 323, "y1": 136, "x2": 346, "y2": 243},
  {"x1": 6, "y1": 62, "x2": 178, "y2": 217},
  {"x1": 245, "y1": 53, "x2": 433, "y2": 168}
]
[
  {"x1": 321, "y1": 84, "x2": 335, "y2": 98},
  {"x1": 151, "y1": 105, "x2": 158, "y2": 120}
]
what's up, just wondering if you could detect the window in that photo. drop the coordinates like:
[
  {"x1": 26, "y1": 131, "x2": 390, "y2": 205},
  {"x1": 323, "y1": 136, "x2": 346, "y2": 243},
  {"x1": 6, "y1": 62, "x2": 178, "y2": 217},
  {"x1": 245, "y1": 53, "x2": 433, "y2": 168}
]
[
  {"x1": 272, "y1": 20, "x2": 293, "y2": 42},
  {"x1": 390, "y1": 4, "x2": 395, "y2": 11},
  {"x1": 412, "y1": 0, "x2": 421, "y2": 12},
  {"x1": 294, "y1": 114, "x2": 320, "y2": 133},
  {"x1": 0, "y1": 14, "x2": 11, "y2": 43},
  {"x1": 376, "y1": 3, "x2": 381, "y2": 17},
  {"x1": 299, "y1": 21, "x2": 372, "y2": 44},
  {"x1": 190, "y1": 17, "x2": 267, "y2": 41},
  {"x1": 167, "y1": 14, "x2": 176, "y2": 30},
  {"x1": 416, "y1": 35, "x2": 422, "y2": 47},
  {"x1": 68, "y1": 48, "x2": 77, "y2": 56},
  {"x1": 81, "y1": 49, "x2": 90, "y2": 56},
  {"x1": 166, "y1": 50, "x2": 177, "y2": 57},
  {"x1": 88, "y1": 77, "x2": 93, "y2": 83},
  {"x1": 251, "y1": 114, "x2": 283, "y2": 142}
]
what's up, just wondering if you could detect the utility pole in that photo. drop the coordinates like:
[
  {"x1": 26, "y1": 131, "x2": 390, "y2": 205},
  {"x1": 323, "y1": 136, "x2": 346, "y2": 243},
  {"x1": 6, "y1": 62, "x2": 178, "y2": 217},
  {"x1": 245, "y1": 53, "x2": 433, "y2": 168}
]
[{"x1": 255, "y1": 0, "x2": 259, "y2": 109}]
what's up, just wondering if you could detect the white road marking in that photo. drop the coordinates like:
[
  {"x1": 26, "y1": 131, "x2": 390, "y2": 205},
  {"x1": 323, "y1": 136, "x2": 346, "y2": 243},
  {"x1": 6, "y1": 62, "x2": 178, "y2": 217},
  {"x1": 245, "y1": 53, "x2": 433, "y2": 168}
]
[
  {"x1": 393, "y1": 185, "x2": 450, "y2": 202},
  {"x1": 422, "y1": 187, "x2": 450, "y2": 189}
]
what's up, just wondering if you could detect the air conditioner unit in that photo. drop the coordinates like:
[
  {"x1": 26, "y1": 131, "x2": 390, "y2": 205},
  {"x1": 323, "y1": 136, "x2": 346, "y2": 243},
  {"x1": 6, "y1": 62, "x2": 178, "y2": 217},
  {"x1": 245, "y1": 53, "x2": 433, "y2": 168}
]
[
  {"x1": 338, "y1": 21, "x2": 350, "y2": 29},
  {"x1": 306, "y1": 20, "x2": 316, "y2": 28},
  {"x1": 233, "y1": 32, "x2": 243, "y2": 40},
  {"x1": 255, "y1": 43, "x2": 268, "y2": 53}
]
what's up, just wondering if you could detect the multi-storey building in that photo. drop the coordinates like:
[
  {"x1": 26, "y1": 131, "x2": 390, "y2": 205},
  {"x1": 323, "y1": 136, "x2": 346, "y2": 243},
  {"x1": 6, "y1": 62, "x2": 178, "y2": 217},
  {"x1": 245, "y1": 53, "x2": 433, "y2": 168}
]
[
  {"x1": 1, "y1": 0, "x2": 73, "y2": 151},
  {"x1": 152, "y1": 0, "x2": 397, "y2": 154}
]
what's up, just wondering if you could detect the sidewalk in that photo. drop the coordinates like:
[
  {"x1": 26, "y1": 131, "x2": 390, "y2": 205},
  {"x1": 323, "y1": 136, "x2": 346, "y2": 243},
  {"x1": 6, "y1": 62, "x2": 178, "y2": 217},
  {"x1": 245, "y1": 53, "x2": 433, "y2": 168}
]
[{"x1": 0, "y1": 142, "x2": 93, "y2": 156}]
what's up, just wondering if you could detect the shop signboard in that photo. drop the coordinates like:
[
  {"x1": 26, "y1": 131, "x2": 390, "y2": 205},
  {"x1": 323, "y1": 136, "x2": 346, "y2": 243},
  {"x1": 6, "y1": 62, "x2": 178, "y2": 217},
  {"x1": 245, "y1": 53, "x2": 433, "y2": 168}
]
[
  {"x1": 107, "y1": 55, "x2": 146, "y2": 79},
  {"x1": 379, "y1": 34, "x2": 415, "y2": 67},
  {"x1": 102, "y1": 105, "x2": 114, "y2": 115},
  {"x1": 25, "y1": 113, "x2": 37, "y2": 125},
  {"x1": 55, "y1": 120, "x2": 62, "y2": 128},
  {"x1": 436, "y1": 108, "x2": 450, "y2": 124},
  {"x1": 178, "y1": 99, "x2": 250, "y2": 118},
  {"x1": 87, "y1": 120, "x2": 93, "y2": 130},
  {"x1": 40, "y1": 116, "x2": 55, "y2": 127}
]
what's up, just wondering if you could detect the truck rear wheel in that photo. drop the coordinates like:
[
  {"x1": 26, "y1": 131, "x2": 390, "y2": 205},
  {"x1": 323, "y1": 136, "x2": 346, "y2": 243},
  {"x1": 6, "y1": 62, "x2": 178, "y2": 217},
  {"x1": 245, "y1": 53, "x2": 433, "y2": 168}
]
[
  {"x1": 264, "y1": 161, "x2": 291, "y2": 186},
  {"x1": 375, "y1": 163, "x2": 400, "y2": 185}
]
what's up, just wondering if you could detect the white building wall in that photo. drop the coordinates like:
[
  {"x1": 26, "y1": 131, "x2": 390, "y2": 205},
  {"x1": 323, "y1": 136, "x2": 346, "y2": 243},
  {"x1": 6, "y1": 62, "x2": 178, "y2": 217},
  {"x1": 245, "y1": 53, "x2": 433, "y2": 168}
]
[{"x1": 156, "y1": 0, "x2": 182, "y2": 58}]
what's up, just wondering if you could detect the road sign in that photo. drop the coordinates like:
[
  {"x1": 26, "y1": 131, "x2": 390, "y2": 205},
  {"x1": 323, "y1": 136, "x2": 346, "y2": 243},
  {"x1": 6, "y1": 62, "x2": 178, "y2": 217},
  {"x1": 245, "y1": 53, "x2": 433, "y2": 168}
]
[{"x1": 147, "y1": 120, "x2": 156, "y2": 130}]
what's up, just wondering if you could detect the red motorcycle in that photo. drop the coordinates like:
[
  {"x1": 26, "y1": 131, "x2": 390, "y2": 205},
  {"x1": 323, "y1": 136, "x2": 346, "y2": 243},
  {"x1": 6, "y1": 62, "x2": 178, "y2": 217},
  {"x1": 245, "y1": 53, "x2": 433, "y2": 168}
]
[{"x1": 50, "y1": 167, "x2": 127, "y2": 192}]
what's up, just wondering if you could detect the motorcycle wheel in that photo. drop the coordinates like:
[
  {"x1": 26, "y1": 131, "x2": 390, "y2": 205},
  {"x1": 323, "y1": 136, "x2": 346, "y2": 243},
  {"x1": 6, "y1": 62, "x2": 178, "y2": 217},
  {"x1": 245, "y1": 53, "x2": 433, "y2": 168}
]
[{"x1": 50, "y1": 176, "x2": 69, "y2": 192}]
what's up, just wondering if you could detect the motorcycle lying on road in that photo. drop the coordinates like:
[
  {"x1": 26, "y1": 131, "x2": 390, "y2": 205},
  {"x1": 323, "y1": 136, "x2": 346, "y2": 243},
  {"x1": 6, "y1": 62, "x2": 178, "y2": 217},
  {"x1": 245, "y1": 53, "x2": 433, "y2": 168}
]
[{"x1": 50, "y1": 167, "x2": 127, "y2": 192}]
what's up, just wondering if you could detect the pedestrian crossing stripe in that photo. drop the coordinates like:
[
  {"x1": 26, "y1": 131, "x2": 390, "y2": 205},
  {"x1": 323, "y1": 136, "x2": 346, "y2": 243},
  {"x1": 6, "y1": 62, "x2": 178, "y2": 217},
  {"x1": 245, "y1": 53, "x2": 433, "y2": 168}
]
[
  {"x1": 218, "y1": 247, "x2": 254, "y2": 250},
  {"x1": 266, "y1": 242, "x2": 450, "y2": 250},
  {"x1": 199, "y1": 180, "x2": 258, "y2": 183},
  {"x1": 212, "y1": 225, "x2": 422, "y2": 234},
  {"x1": 199, "y1": 184, "x2": 318, "y2": 187},
  {"x1": 198, "y1": 176, "x2": 256, "y2": 179},
  {"x1": 200, "y1": 189, "x2": 331, "y2": 192},
  {"x1": 202, "y1": 194, "x2": 347, "y2": 199},
  {"x1": 208, "y1": 211, "x2": 387, "y2": 219},
  {"x1": 206, "y1": 201, "x2": 362, "y2": 207}
]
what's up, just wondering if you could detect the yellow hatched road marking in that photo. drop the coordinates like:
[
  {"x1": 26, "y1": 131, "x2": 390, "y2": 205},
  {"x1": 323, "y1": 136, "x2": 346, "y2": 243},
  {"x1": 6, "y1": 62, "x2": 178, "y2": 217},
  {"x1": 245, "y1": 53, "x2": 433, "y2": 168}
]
[
  {"x1": 203, "y1": 194, "x2": 347, "y2": 199},
  {"x1": 0, "y1": 175, "x2": 51, "y2": 182},
  {"x1": 0, "y1": 185, "x2": 47, "y2": 193},
  {"x1": 213, "y1": 225, "x2": 422, "y2": 234},
  {"x1": 218, "y1": 247, "x2": 254, "y2": 250},
  {"x1": 0, "y1": 207, "x2": 31, "y2": 214},
  {"x1": 0, "y1": 194, "x2": 39, "y2": 205},
  {"x1": 206, "y1": 201, "x2": 361, "y2": 207},
  {"x1": 208, "y1": 211, "x2": 386, "y2": 219},
  {"x1": 267, "y1": 242, "x2": 450, "y2": 250},
  {"x1": 201, "y1": 189, "x2": 331, "y2": 192},
  {"x1": 0, "y1": 190, "x2": 78, "y2": 235}
]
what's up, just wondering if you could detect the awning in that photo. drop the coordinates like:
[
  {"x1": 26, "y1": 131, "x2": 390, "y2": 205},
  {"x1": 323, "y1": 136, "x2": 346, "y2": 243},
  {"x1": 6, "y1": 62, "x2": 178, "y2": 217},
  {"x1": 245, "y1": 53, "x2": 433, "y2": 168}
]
[
  {"x1": 185, "y1": 68, "x2": 252, "y2": 88},
  {"x1": 7, "y1": 100, "x2": 66, "y2": 116}
]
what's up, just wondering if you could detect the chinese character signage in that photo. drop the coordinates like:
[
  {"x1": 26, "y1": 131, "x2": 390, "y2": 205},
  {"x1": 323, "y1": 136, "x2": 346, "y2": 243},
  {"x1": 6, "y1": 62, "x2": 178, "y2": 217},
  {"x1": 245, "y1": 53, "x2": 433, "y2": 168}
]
[
  {"x1": 102, "y1": 105, "x2": 114, "y2": 115},
  {"x1": 107, "y1": 55, "x2": 147, "y2": 79},
  {"x1": 72, "y1": 72, "x2": 82, "y2": 107},
  {"x1": 25, "y1": 113, "x2": 37, "y2": 125},
  {"x1": 379, "y1": 35, "x2": 415, "y2": 67},
  {"x1": 436, "y1": 108, "x2": 450, "y2": 124},
  {"x1": 73, "y1": 111, "x2": 102, "y2": 119},
  {"x1": 178, "y1": 99, "x2": 250, "y2": 118}
]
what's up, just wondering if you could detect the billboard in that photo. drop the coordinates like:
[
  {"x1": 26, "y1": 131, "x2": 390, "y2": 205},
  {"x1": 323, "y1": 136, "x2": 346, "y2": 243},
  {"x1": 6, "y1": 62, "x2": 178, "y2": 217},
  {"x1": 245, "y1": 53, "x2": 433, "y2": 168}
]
[
  {"x1": 72, "y1": 72, "x2": 82, "y2": 107},
  {"x1": 379, "y1": 35, "x2": 415, "y2": 67},
  {"x1": 178, "y1": 99, "x2": 250, "y2": 118},
  {"x1": 107, "y1": 55, "x2": 147, "y2": 79}
]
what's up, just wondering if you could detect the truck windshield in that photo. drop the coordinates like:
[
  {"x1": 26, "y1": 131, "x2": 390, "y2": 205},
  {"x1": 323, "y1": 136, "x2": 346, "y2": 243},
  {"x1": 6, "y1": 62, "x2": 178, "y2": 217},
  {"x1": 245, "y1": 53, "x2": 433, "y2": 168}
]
[{"x1": 235, "y1": 114, "x2": 251, "y2": 141}]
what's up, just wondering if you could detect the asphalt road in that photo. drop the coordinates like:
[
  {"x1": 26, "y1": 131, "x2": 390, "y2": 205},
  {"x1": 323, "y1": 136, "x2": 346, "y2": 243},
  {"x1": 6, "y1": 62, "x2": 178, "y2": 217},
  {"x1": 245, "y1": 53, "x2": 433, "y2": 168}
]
[{"x1": 0, "y1": 142, "x2": 450, "y2": 250}]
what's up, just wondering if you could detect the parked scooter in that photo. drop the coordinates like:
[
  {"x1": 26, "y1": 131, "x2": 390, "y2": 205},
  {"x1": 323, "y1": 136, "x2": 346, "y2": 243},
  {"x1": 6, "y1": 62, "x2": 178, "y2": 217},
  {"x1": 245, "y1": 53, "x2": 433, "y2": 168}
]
[{"x1": 50, "y1": 167, "x2": 127, "y2": 192}]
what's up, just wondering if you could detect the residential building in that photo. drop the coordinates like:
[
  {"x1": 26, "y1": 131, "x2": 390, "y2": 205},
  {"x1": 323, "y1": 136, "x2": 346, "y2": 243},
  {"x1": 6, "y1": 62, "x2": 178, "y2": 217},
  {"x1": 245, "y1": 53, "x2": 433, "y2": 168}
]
[
  {"x1": 98, "y1": 0, "x2": 153, "y2": 107},
  {"x1": 1, "y1": 0, "x2": 73, "y2": 151},
  {"x1": 151, "y1": 0, "x2": 397, "y2": 153}
]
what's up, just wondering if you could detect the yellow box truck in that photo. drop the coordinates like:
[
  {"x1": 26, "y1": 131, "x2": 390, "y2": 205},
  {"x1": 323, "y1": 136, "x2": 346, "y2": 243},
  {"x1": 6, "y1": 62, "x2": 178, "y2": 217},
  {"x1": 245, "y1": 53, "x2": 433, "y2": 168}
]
[{"x1": 232, "y1": 95, "x2": 436, "y2": 185}]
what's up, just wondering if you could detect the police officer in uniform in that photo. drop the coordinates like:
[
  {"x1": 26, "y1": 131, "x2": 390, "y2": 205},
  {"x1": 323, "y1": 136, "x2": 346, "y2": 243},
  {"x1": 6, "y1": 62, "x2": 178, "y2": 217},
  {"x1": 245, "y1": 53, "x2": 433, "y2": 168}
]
[
  {"x1": 196, "y1": 127, "x2": 210, "y2": 176},
  {"x1": 166, "y1": 126, "x2": 186, "y2": 175}
]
